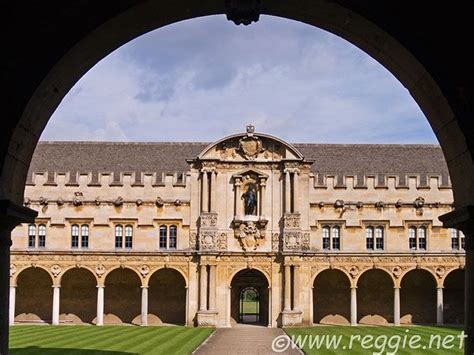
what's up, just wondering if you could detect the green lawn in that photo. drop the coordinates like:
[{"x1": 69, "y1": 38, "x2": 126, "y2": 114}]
[
  {"x1": 241, "y1": 300, "x2": 258, "y2": 314},
  {"x1": 9, "y1": 326, "x2": 214, "y2": 355},
  {"x1": 285, "y1": 326, "x2": 465, "y2": 354}
]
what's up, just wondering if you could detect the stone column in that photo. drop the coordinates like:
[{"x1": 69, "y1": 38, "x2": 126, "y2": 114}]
[
  {"x1": 210, "y1": 171, "x2": 217, "y2": 213},
  {"x1": 208, "y1": 265, "x2": 216, "y2": 311},
  {"x1": 309, "y1": 287, "x2": 314, "y2": 325},
  {"x1": 9, "y1": 285, "x2": 16, "y2": 325},
  {"x1": 293, "y1": 170, "x2": 299, "y2": 213},
  {"x1": 234, "y1": 178, "x2": 242, "y2": 218},
  {"x1": 227, "y1": 286, "x2": 232, "y2": 327},
  {"x1": 202, "y1": 171, "x2": 209, "y2": 213},
  {"x1": 439, "y1": 206, "x2": 473, "y2": 355},
  {"x1": 185, "y1": 286, "x2": 189, "y2": 326},
  {"x1": 268, "y1": 287, "x2": 272, "y2": 327},
  {"x1": 96, "y1": 285, "x2": 104, "y2": 326},
  {"x1": 350, "y1": 286, "x2": 357, "y2": 326},
  {"x1": 284, "y1": 265, "x2": 291, "y2": 311},
  {"x1": 0, "y1": 200, "x2": 36, "y2": 355},
  {"x1": 259, "y1": 179, "x2": 266, "y2": 217},
  {"x1": 436, "y1": 286, "x2": 444, "y2": 325},
  {"x1": 52, "y1": 285, "x2": 60, "y2": 325},
  {"x1": 394, "y1": 286, "x2": 400, "y2": 326},
  {"x1": 285, "y1": 170, "x2": 291, "y2": 213},
  {"x1": 141, "y1": 286, "x2": 148, "y2": 326},
  {"x1": 199, "y1": 265, "x2": 208, "y2": 311},
  {"x1": 293, "y1": 265, "x2": 301, "y2": 311}
]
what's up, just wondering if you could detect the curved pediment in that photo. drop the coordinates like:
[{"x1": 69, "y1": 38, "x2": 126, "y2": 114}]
[{"x1": 197, "y1": 127, "x2": 304, "y2": 162}]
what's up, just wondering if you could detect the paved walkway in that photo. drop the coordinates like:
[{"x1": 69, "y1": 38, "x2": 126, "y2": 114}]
[{"x1": 193, "y1": 326, "x2": 302, "y2": 355}]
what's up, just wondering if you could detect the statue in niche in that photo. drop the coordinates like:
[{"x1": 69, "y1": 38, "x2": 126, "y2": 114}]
[{"x1": 242, "y1": 184, "x2": 257, "y2": 215}]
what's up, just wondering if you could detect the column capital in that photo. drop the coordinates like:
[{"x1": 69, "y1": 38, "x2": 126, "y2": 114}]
[
  {"x1": 140, "y1": 285, "x2": 149, "y2": 289},
  {"x1": 96, "y1": 285, "x2": 105, "y2": 289},
  {"x1": 52, "y1": 284, "x2": 61, "y2": 288}
]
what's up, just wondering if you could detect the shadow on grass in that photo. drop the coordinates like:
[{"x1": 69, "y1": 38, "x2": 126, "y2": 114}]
[{"x1": 10, "y1": 347, "x2": 133, "y2": 355}]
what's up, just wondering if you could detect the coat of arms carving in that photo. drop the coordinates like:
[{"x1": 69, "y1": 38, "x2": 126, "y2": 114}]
[
  {"x1": 236, "y1": 221, "x2": 264, "y2": 251},
  {"x1": 239, "y1": 135, "x2": 263, "y2": 160}
]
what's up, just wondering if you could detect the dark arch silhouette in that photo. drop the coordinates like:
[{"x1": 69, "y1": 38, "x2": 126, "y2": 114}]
[{"x1": 400, "y1": 269, "x2": 437, "y2": 324}]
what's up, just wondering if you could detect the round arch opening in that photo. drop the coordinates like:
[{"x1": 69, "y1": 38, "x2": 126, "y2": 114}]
[{"x1": 230, "y1": 269, "x2": 269, "y2": 326}]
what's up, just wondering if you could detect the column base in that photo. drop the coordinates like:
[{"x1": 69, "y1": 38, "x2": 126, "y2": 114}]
[
  {"x1": 197, "y1": 310, "x2": 218, "y2": 327},
  {"x1": 281, "y1": 310, "x2": 303, "y2": 326}
]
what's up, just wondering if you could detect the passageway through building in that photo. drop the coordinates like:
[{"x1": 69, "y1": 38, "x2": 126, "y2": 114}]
[{"x1": 231, "y1": 269, "x2": 268, "y2": 326}]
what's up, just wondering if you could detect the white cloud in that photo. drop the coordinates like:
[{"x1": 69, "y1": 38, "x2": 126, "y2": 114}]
[{"x1": 44, "y1": 15, "x2": 438, "y2": 144}]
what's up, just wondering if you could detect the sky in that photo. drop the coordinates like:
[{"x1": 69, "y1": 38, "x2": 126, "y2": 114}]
[{"x1": 42, "y1": 15, "x2": 438, "y2": 144}]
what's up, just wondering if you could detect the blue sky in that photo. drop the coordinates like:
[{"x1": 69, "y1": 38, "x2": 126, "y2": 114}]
[{"x1": 43, "y1": 15, "x2": 438, "y2": 144}]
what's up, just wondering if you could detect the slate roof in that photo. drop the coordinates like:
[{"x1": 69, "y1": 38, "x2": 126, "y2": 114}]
[{"x1": 28, "y1": 141, "x2": 450, "y2": 187}]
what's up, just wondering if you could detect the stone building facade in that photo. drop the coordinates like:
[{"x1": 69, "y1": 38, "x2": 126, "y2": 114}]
[{"x1": 9, "y1": 126, "x2": 465, "y2": 327}]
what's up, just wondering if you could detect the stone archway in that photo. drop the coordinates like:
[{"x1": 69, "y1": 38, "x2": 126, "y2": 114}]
[
  {"x1": 230, "y1": 269, "x2": 268, "y2": 326},
  {"x1": 400, "y1": 269, "x2": 437, "y2": 324},
  {"x1": 2, "y1": 2, "x2": 474, "y2": 354},
  {"x1": 444, "y1": 269, "x2": 465, "y2": 325},
  {"x1": 357, "y1": 269, "x2": 393, "y2": 324},
  {"x1": 15, "y1": 268, "x2": 53, "y2": 324},
  {"x1": 313, "y1": 269, "x2": 351, "y2": 325},
  {"x1": 148, "y1": 268, "x2": 186, "y2": 325},
  {"x1": 59, "y1": 268, "x2": 97, "y2": 324},
  {"x1": 104, "y1": 268, "x2": 141, "y2": 325}
]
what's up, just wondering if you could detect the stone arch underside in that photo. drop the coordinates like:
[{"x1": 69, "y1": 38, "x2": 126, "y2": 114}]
[
  {"x1": 15, "y1": 267, "x2": 53, "y2": 323},
  {"x1": 59, "y1": 268, "x2": 97, "y2": 324},
  {"x1": 230, "y1": 269, "x2": 269, "y2": 326},
  {"x1": 148, "y1": 268, "x2": 186, "y2": 325},
  {"x1": 357, "y1": 269, "x2": 393, "y2": 324},
  {"x1": 444, "y1": 269, "x2": 464, "y2": 325},
  {"x1": 313, "y1": 269, "x2": 350, "y2": 325},
  {"x1": 104, "y1": 268, "x2": 141, "y2": 325},
  {"x1": 400, "y1": 269, "x2": 437, "y2": 324}
]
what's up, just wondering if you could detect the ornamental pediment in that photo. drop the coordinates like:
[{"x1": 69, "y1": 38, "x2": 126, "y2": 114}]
[{"x1": 196, "y1": 125, "x2": 304, "y2": 162}]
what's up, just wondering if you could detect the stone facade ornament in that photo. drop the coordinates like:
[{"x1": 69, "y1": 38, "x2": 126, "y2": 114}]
[
  {"x1": 23, "y1": 197, "x2": 31, "y2": 206},
  {"x1": 199, "y1": 231, "x2": 218, "y2": 250},
  {"x1": 39, "y1": 197, "x2": 48, "y2": 206},
  {"x1": 272, "y1": 233, "x2": 280, "y2": 251},
  {"x1": 356, "y1": 201, "x2": 364, "y2": 209},
  {"x1": 236, "y1": 221, "x2": 264, "y2": 251},
  {"x1": 435, "y1": 265, "x2": 445, "y2": 278},
  {"x1": 73, "y1": 192, "x2": 83, "y2": 206},
  {"x1": 10, "y1": 264, "x2": 17, "y2": 277},
  {"x1": 174, "y1": 199, "x2": 182, "y2": 207},
  {"x1": 136, "y1": 199, "x2": 143, "y2": 206},
  {"x1": 95, "y1": 197, "x2": 101, "y2": 206},
  {"x1": 95, "y1": 264, "x2": 106, "y2": 278},
  {"x1": 200, "y1": 213, "x2": 218, "y2": 228},
  {"x1": 139, "y1": 265, "x2": 150, "y2": 278},
  {"x1": 414, "y1": 197, "x2": 425, "y2": 208},
  {"x1": 155, "y1": 197, "x2": 164, "y2": 207},
  {"x1": 334, "y1": 200, "x2": 345, "y2": 209},
  {"x1": 395, "y1": 200, "x2": 403, "y2": 208},
  {"x1": 375, "y1": 201, "x2": 385, "y2": 209},
  {"x1": 114, "y1": 197, "x2": 124, "y2": 207},
  {"x1": 348, "y1": 265, "x2": 359, "y2": 279},
  {"x1": 284, "y1": 213, "x2": 301, "y2": 228},
  {"x1": 51, "y1": 264, "x2": 62, "y2": 278},
  {"x1": 57, "y1": 197, "x2": 64, "y2": 206},
  {"x1": 392, "y1": 265, "x2": 402, "y2": 278},
  {"x1": 238, "y1": 136, "x2": 263, "y2": 160}
]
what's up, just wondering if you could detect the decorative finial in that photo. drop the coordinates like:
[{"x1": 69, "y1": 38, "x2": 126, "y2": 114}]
[{"x1": 246, "y1": 124, "x2": 255, "y2": 136}]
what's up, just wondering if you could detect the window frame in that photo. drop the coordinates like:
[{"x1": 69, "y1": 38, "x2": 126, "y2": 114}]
[
  {"x1": 115, "y1": 224, "x2": 124, "y2": 249},
  {"x1": 37, "y1": 224, "x2": 46, "y2": 248},
  {"x1": 408, "y1": 224, "x2": 429, "y2": 251}
]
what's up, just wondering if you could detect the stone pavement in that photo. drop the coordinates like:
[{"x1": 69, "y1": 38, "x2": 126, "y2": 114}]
[{"x1": 193, "y1": 326, "x2": 302, "y2": 355}]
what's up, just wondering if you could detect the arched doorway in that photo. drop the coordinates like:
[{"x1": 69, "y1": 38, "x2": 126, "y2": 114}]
[
  {"x1": 400, "y1": 269, "x2": 437, "y2": 324},
  {"x1": 357, "y1": 269, "x2": 393, "y2": 324},
  {"x1": 239, "y1": 287, "x2": 260, "y2": 323},
  {"x1": 230, "y1": 269, "x2": 268, "y2": 326},
  {"x1": 313, "y1": 269, "x2": 351, "y2": 325},
  {"x1": 15, "y1": 268, "x2": 52, "y2": 324},
  {"x1": 148, "y1": 268, "x2": 186, "y2": 325},
  {"x1": 59, "y1": 268, "x2": 97, "y2": 324},
  {"x1": 104, "y1": 268, "x2": 141, "y2": 325},
  {"x1": 444, "y1": 269, "x2": 465, "y2": 325}
]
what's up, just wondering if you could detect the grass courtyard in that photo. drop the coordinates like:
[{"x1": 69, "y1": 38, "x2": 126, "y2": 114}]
[
  {"x1": 9, "y1": 326, "x2": 214, "y2": 355},
  {"x1": 285, "y1": 326, "x2": 465, "y2": 354}
]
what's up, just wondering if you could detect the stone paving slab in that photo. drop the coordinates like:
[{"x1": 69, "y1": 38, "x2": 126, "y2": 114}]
[{"x1": 193, "y1": 327, "x2": 302, "y2": 355}]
